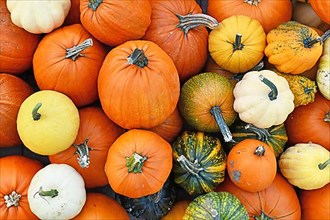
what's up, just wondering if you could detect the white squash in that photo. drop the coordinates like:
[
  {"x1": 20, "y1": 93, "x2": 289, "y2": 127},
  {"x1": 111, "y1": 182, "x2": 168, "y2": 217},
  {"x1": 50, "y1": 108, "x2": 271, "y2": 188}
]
[
  {"x1": 233, "y1": 70, "x2": 295, "y2": 128},
  {"x1": 316, "y1": 37, "x2": 330, "y2": 100},
  {"x1": 6, "y1": 0, "x2": 71, "y2": 34},
  {"x1": 28, "y1": 164, "x2": 86, "y2": 219}
]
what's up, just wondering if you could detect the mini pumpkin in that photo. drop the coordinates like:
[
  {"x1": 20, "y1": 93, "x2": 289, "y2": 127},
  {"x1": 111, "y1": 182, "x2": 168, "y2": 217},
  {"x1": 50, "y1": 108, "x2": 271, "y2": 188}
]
[
  {"x1": 316, "y1": 37, "x2": 330, "y2": 100},
  {"x1": 233, "y1": 70, "x2": 295, "y2": 128}
]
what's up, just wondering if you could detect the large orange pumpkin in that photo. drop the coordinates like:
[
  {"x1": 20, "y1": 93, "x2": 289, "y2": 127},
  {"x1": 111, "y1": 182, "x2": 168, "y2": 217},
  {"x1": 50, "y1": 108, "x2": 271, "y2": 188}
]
[
  {"x1": 33, "y1": 24, "x2": 107, "y2": 107},
  {"x1": 309, "y1": 0, "x2": 330, "y2": 25},
  {"x1": 80, "y1": 0, "x2": 151, "y2": 46},
  {"x1": 0, "y1": 0, "x2": 41, "y2": 74},
  {"x1": 0, "y1": 155, "x2": 43, "y2": 219},
  {"x1": 207, "y1": 0, "x2": 292, "y2": 33},
  {"x1": 143, "y1": 0, "x2": 219, "y2": 82},
  {"x1": 98, "y1": 40, "x2": 180, "y2": 129},
  {"x1": 0, "y1": 73, "x2": 34, "y2": 148},
  {"x1": 49, "y1": 106, "x2": 125, "y2": 188},
  {"x1": 217, "y1": 173, "x2": 301, "y2": 219},
  {"x1": 105, "y1": 129, "x2": 173, "y2": 198}
]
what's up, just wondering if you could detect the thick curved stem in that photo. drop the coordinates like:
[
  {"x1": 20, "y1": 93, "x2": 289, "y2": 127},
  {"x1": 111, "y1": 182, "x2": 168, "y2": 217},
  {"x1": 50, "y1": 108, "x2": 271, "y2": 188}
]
[
  {"x1": 233, "y1": 33, "x2": 244, "y2": 51},
  {"x1": 245, "y1": 124, "x2": 270, "y2": 142},
  {"x1": 210, "y1": 106, "x2": 233, "y2": 142},
  {"x1": 4, "y1": 191, "x2": 21, "y2": 208},
  {"x1": 177, "y1": 155, "x2": 204, "y2": 175},
  {"x1": 88, "y1": 0, "x2": 102, "y2": 11},
  {"x1": 32, "y1": 102, "x2": 42, "y2": 121},
  {"x1": 259, "y1": 75, "x2": 278, "y2": 101},
  {"x1": 34, "y1": 186, "x2": 58, "y2": 198},
  {"x1": 318, "y1": 158, "x2": 330, "y2": 170},
  {"x1": 254, "y1": 146, "x2": 265, "y2": 156},
  {"x1": 304, "y1": 29, "x2": 330, "y2": 48},
  {"x1": 65, "y1": 38, "x2": 93, "y2": 61},
  {"x1": 176, "y1": 13, "x2": 219, "y2": 35},
  {"x1": 127, "y1": 48, "x2": 148, "y2": 68},
  {"x1": 126, "y1": 152, "x2": 147, "y2": 173},
  {"x1": 73, "y1": 137, "x2": 91, "y2": 168}
]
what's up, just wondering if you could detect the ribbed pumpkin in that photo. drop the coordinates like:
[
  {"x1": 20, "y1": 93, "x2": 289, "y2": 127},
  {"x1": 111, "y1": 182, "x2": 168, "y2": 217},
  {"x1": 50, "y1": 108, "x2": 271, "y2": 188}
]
[
  {"x1": 183, "y1": 191, "x2": 249, "y2": 220},
  {"x1": 179, "y1": 72, "x2": 237, "y2": 142},
  {"x1": 143, "y1": 0, "x2": 219, "y2": 82},
  {"x1": 227, "y1": 120, "x2": 288, "y2": 157},
  {"x1": 172, "y1": 131, "x2": 227, "y2": 196},
  {"x1": 98, "y1": 40, "x2": 180, "y2": 129},
  {"x1": 208, "y1": 15, "x2": 266, "y2": 74}
]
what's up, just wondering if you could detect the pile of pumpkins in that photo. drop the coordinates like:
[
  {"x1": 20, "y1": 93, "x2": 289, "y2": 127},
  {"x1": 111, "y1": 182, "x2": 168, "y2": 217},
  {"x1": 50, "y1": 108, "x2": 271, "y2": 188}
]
[{"x1": 0, "y1": 0, "x2": 329, "y2": 219}]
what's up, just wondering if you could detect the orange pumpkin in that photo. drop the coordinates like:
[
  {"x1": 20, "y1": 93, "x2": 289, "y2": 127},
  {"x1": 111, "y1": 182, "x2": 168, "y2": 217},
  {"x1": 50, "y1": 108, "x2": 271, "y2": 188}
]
[
  {"x1": 0, "y1": 0, "x2": 41, "y2": 74},
  {"x1": 226, "y1": 139, "x2": 277, "y2": 192},
  {"x1": 105, "y1": 129, "x2": 173, "y2": 198},
  {"x1": 33, "y1": 24, "x2": 107, "y2": 107},
  {"x1": 73, "y1": 193, "x2": 129, "y2": 220},
  {"x1": 49, "y1": 106, "x2": 125, "y2": 188},
  {"x1": 309, "y1": 0, "x2": 330, "y2": 24},
  {"x1": 98, "y1": 40, "x2": 180, "y2": 129},
  {"x1": 161, "y1": 200, "x2": 190, "y2": 220},
  {"x1": 0, "y1": 155, "x2": 43, "y2": 219},
  {"x1": 80, "y1": 0, "x2": 151, "y2": 46},
  {"x1": 0, "y1": 73, "x2": 34, "y2": 147}
]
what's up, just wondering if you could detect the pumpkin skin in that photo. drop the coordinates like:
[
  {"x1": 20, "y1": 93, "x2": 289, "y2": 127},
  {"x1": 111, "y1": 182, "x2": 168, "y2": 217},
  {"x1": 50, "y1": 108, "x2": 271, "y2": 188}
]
[
  {"x1": 316, "y1": 37, "x2": 330, "y2": 100},
  {"x1": 33, "y1": 24, "x2": 107, "y2": 107},
  {"x1": 216, "y1": 173, "x2": 301, "y2": 219},
  {"x1": 0, "y1": 1, "x2": 41, "y2": 74},
  {"x1": 105, "y1": 129, "x2": 173, "y2": 198},
  {"x1": 179, "y1": 72, "x2": 237, "y2": 142},
  {"x1": 183, "y1": 191, "x2": 249, "y2": 220},
  {"x1": 172, "y1": 131, "x2": 227, "y2": 196},
  {"x1": 285, "y1": 92, "x2": 330, "y2": 150},
  {"x1": 208, "y1": 15, "x2": 266, "y2": 74},
  {"x1": 299, "y1": 183, "x2": 330, "y2": 220},
  {"x1": 16, "y1": 90, "x2": 80, "y2": 155},
  {"x1": 227, "y1": 120, "x2": 288, "y2": 157},
  {"x1": 73, "y1": 193, "x2": 129, "y2": 220},
  {"x1": 80, "y1": 0, "x2": 151, "y2": 46},
  {"x1": 227, "y1": 139, "x2": 277, "y2": 192},
  {"x1": 49, "y1": 106, "x2": 125, "y2": 188},
  {"x1": 264, "y1": 21, "x2": 323, "y2": 74},
  {"x1": 98, "y1": 40, "x2": 180, "y2": 129},
  {"x1": 161, "y1": 200, "x2": 190, "y2": 220},
  {"x1": 207, "y1": 0, "x2": 292, "y2": 33},
  {"x1": 143, "y1": 0, "x2": 219, "y2": 82},
  {"x1": 0, "y1": 74, "x2": 33, "y2": 147},
  {"x1": 309, "y1": 0, "x2": 330, "y2": 24},
  {"x1": 0, "y1": 155, "x2": 43, "y2": 220},
  {"x1": 63, "y1": 0, "x2": 80, "y2": 25},
  {"x1": 279, "y1": 142, "x2": 330, "y2": 190}
]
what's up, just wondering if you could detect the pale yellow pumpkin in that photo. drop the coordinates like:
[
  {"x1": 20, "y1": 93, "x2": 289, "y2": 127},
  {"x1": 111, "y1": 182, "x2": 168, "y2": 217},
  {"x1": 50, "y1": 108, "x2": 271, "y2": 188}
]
[
  {"x1": 316, "y1": 37, "x2": 330, "y2": 100},
  {"x1": 279, "y1": 142, "x2": 330, "y2": 190}
]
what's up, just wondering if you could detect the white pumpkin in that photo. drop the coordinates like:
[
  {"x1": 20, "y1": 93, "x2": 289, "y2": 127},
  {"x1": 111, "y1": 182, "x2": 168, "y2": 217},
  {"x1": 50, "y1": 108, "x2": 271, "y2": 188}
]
[
  {"x1": 6, "y1": 0, "x2": 71, "y2": 34},
  {"x1": 316, "y1": 37, "x2": 330, "y2": 100},
  {"x1": 233, "y1": 70, "x2": 295, "y2": 128},
  {"x1": 28, "y1": 164, "x2": 86, "y2": 220}
]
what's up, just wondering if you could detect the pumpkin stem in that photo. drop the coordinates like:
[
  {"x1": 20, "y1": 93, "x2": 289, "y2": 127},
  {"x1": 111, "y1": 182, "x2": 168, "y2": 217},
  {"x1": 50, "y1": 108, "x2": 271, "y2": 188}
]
[
  {"x1": 318, "y1": 158, "x2": 330, "y2": 170},
  {"x1": 210, "y1": 106, "x2": 233, "y2": 142},
  {"x1": 304, "y1": 29, "x2": 330, "y2": 48},
  {"x1": 65, "y1": 38, "x2": 93, "y2": 61},
  {"x1": 244, "y1": 0, "x2": 261, "y2": 6},
  {"x1": 32, "y1": 102, "x2": 42, "y2": 121},
  {"x1": 73, "y1": 137, "x2": 92, "y2": 168},
  {"x1": 254, "y1": 146, "x2": 265, "y2": 156},
  {"x1": 324, "y1": 111, "x2": 330, "y2": 124},
  {"x1": 126, "y1": 152, "x2": 147, "y2": 173},
  {"x1": 254, "y1": 211, "x2": 273, "y2": 220},
  {"x1": 259, "y1": 75, "x2": 278, "y2": 101},
  {"x1": 127, "y1": 48, "x2": 148, "y2": 68},
  {"x1": 34, "y1": 186, "x2": 58, "y2": 200},
  {"x1": 233, "y1": 33, "x2": 244, "y2": 51},
  {"x1": 4, "y1": 191, "x2": 21, "y2": 208},
  {"x1": 88, "y1": 0, "x2": 102, "y2": 11},
  {"x1": 245, "y1": 124, "x2": 270, "y2": 142},
  {"x1": 177, "y1": 155, "x2": 204, "y2": 175},
  {"x1": 176, "y1": 13, "x2": 219, "y2": 35}
]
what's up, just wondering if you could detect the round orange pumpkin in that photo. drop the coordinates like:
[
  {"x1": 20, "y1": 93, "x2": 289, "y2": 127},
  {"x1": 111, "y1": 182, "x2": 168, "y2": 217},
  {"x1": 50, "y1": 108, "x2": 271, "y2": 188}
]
[
  {"x1": 49, "y1": 106, "x2": 125, "y2": 188},
  {"x1": 309, "y1": 0, "x2": 330, "y2": 24},
  {"x1": 0, "y1": 73, "x2": 34, "y2": 147},
  {"x1": 226, "y1": 139, "x2": 277, "y2": 192},
  {"x1": 98, "y1": 40, "x2": 180, "y2": 129},
  {"x1": 105, "y1": 129, "x2": 173, "y2": 198}
]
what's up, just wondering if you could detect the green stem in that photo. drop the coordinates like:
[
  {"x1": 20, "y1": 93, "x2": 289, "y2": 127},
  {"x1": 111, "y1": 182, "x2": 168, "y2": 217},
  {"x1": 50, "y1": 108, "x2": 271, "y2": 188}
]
[
  {"x1": 244, "y1": 0, "x2": 261, "y2": 6},
  {"x1": 65, "y1": 38, "x2": 93, "y2": 61},
  {"x1": 177, "y1": 155, "x2": 204, "y2": 175},
  {"x1": 318, "y1": 158, "x2": 330, "y2": 170},
  {"x1": 233, "y1": 33, "x2": 244, "y2": 51},
  {"x1": 254, "y1": 146, "x2": 265, "y2": 156},
  {"x1": 4, "y1": 191, "x2": 21, "y2": 208},
  {"x1": 73, "y1": 137, "x2": 92, "y2": 168},
  {"x1": 304, "y1": 29, "x2": 330, "y2": 48},
  {"x1": 32, "y1": 103, "x2": 42, "y2": 121},
  {"x1": 210, "y1": 106, "x2": 233, "y2": 142},
  {"x1": 126, "y1": 152, "x2": 147, "y2": 173},
  {"x1": 324, "y1": 111, "x2": 330, "y2": 124},
  {"x1": 127, "y1": 48, "x2": 148, "y2": 68},
  {"x1": 34, "y1": 186, "x2": 58, "y2": 198},
  {"x1": 259, "y1": 75, "x2": 278, "y2": 101},
  {"x1": 176, "y1": 13, "x2": 219, "y2": 35},
  {"x1": 88, "y1": 0, "x2": 102, "y2": 11},
  {"x1": 254, "y1": 211, "x2": 273, "y2": 220},
  {"x1": 245, "y1": 124, "x2": 270, "y2": 142}
]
